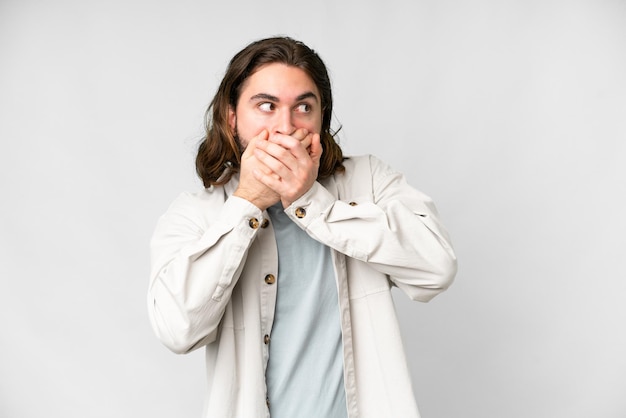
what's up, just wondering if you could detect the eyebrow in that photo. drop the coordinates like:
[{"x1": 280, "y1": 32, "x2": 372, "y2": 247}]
[
  {"x1": 249, "y1": 92, "x2": 319, "y2": 103},
  {"x1": 296, "y1": 92, "x2": 319, "y2": 102}
]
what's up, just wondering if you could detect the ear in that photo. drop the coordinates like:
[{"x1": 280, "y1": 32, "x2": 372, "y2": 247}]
[{"x1": 228, "y1": 106, "x2": 236, "y2": 132}]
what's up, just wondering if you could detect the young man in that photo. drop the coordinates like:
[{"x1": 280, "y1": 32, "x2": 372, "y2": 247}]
[{"x1": 148, "y1": 37, "x2": 457, "y2": 418}]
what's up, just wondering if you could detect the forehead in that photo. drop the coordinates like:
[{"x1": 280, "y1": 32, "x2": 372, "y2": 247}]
[{"x1": 239, "y1": 63, "x2": 320, "y2": 101}]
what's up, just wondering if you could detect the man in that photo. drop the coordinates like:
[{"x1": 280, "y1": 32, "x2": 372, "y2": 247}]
[{"x1": 148, "y1": 37, "x2": 457, "y2": 418}]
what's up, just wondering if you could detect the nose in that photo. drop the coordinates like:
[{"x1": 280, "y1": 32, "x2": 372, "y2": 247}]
[{"x1": 274, "y1": 109, "x2": 296, "y2": 135}]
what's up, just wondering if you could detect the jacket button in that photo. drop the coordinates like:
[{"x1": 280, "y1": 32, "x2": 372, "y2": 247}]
[
  {"x1": 349, "y1": 201, "x2": 358, "y2": 206},
  {"x1": 264, "y1": 334, "x2": 270, "y2": 344},
  {"x1": 248, "y1": 218, "x2": 259, "y2": 229},
  {"x1": 264, "y1": 274, "x2": 276, "y2": 284},
  {"x1": 295, "y1": 207, "x2": 306, "y2": 218},
  {"x1": 261, "y1": 218, "x2": 269, "y2": 228}
]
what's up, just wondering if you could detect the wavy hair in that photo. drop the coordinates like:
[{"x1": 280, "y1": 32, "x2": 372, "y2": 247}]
[{"x1": 196, "y1": 37, "x2": 344, "y2": 187}]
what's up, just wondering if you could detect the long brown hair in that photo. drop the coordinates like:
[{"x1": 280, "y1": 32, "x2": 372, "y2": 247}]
[{"x1": 196, "y1": 37, "x2": 344, "y2": 187}]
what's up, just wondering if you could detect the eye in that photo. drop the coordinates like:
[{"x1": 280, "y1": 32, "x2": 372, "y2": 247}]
[
  {"x1": 296, "y1": 103, "x2": 311, "y2": 113},
  {"x1": 258, "y1": 102, "x2": 274, "y2": 112}
]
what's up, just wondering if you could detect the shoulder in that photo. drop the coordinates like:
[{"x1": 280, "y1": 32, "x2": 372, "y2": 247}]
[
  {"x1": 336, "y1": 154, "x2": 396, "y2": 183},
  {"x1": 162, "y1": 186, "x2": 227, "y2": 220},
  {"x1": 325, "y1": 155, "x2": 395, "y2": 200}
]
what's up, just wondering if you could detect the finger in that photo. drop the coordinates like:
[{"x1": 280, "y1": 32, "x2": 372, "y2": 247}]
[
  {"x1": 268, "y1": 132, "x2": 313, "y2": 159},
  {"x1": 299, "y1": 132, "x2": 313, "y2": 151},
  {"x1": 254, "y1": 145, "x2": 291, "y2": 176},
  {"x1": 257, "y1": 136, "x2": 300, "y2": 162},
  {"x1": 290, "y1": 128, "x2": 309, "y2": 141},
  {"x1": 243, "y1": 130, "x2": 269, "y2": 157},
  {"x1": 252, "y1": 166, "x2": 283, "y2": 192},
  {"x1": 268, "y1": 132, "x2": 300, "y2": 149},
  {"x1": 309, "y1": 133, "x2": 323, "y2": 162},
  {"x1": 253, "y1": 129, "x2": 270, "y2": 142},
  {"x1": 293, "y1": 132, "x2": 317, "y2": 158},
  {"x1": 259, "y1": 137, "x2": 315, "y2": 177},
  {"x1": 246, "y1": 129, "x2": 269, "y2": 148}
]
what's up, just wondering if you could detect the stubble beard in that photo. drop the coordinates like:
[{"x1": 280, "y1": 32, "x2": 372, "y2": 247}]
[{"x1": 233, "y1": 124, "x2": 246, "y2": 155}]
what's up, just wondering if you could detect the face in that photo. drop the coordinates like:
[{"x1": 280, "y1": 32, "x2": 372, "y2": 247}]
[{"x1": 228, "y1": 63, "x2": 323, "y2": 149}]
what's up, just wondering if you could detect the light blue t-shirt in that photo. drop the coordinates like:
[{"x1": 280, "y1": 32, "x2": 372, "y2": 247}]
[{"x1": 265, "y1": 203, "x2": 347, "y2": 418}]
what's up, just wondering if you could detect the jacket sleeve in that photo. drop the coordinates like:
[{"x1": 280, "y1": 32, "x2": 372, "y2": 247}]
[
  {"x1": 147, "y1": 191, "x2": 263, "y2": 354},
  {"x1": 285, "y1": 155, "x2": 457, "y2": 302}
]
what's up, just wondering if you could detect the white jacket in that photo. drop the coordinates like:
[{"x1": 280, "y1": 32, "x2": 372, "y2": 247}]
[{"x1": 148, "y1": 155, "x2": 457, "y2": 418}]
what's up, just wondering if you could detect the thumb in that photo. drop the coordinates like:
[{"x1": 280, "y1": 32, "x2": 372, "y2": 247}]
[{"x1": 309, "y1": 133, "x2": 323, "y2": 163}]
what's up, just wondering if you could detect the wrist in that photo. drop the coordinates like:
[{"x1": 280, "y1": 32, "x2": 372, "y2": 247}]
[{"x1": 233, "y1": 187, "x2": 276, "y2": 211}]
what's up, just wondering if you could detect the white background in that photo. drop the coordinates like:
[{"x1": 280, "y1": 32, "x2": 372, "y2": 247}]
[{"x1": 1, "y1": 0, "x2": 625, "y2": 417}]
